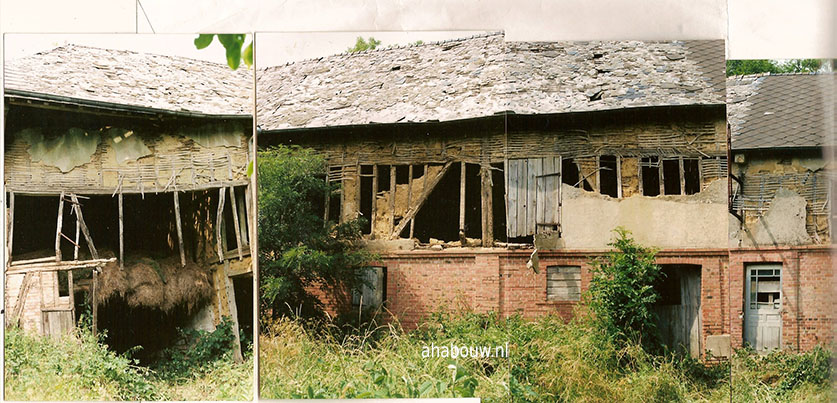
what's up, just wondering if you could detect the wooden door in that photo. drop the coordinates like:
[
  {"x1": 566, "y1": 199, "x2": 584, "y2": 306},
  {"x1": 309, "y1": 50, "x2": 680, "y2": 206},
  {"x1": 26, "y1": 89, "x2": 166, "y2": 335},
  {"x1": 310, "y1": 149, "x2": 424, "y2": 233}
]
[
  {"x1": 745, "y1": 264, "x2": 782, "y2": 352},
  {"x1": 505, "y1": 157, "x2": 561, "y2": 238},
  {"x1": 654, "y1": 265, "x2": 702, "y2": 357}
]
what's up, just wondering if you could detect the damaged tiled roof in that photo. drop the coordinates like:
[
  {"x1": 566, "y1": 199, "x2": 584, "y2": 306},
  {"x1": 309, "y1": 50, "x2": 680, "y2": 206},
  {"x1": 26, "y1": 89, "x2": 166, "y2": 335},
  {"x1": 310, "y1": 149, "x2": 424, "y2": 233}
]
[
  {"x1": 257, "y1": 32, "x2": 725, "y2": 131},
  {"x1": 727, "y1": 73, "x2": 836, "y2": 150},
  {"x1": 4, "y1": 44, "x2": 253, "y2": 116}
]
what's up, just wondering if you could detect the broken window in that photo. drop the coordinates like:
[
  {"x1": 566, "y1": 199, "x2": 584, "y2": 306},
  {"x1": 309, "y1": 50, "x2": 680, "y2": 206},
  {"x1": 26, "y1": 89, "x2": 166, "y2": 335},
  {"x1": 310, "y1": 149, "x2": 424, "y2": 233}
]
[
  {"x1": 641, "y1": 157, "x2": 701, "y2": 196},
  {"x1": 352, "y1": 266, "x2": 386, "y2": 308},
  {"x1": 223, "y1": 185, "x2": 251, "y2": 256},
  {"x1": 641, "y1": 157, "x2": 661, "y2": 196},
  {"x1": 546, "y1": 265, "x2": 581, "y2": 301},
  {"x1": 57, "y1": 270, "x2": 70, "y2": 297},
  {"x1": 749, "y1": 267, "x2": 781, "y2": 309},
  {"x1": 683, "y1": 159, "x2": 700, "y2": 195},
  {"x1": 359, "y1": 165, "x2": 374, "y2": 234},
  {"x1": 598, "y1": 155, "x2": 618, "y2": 198},
  {"x1": 662, "y1": 159, "x2": 682, "y2": 195},
  {"x1": 561, "y1": 158, "x2": 580, "y2": 187}
]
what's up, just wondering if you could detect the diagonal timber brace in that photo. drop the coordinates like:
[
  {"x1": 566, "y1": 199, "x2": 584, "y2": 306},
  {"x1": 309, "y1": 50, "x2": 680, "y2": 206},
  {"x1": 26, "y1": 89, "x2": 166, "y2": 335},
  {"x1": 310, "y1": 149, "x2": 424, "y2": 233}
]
[{"x1": 390, "y1": 161, "x2": 453, "y2": 240}]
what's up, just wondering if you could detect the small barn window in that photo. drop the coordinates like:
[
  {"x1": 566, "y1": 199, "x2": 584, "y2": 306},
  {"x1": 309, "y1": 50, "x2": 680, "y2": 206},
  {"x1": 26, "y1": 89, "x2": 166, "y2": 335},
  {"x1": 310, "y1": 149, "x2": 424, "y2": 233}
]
[
  {"x1": 641, "y1": 157, "x2": 661, "y2": 196},
  {"x1": 223, "y1": 185, "x2": 250, "y2": 255},
  {"x1": 561, "y1": 158, "x2": 580, "y2": 187},
  {"x1": 546, "y1": 265, "x2": 581, "y2": 301},
  {"x1": 683, "y1": 159, "x2": 700, "y2": 195},
  {"x1": 598, "y1": 155, "x2": 618, "y2": 198},
  {"x1": 662, "y1": 159, "x2": 682, "y2": 195},
  {"x1": 352, "y1": 266, "x2": 386, "y2": 309}
]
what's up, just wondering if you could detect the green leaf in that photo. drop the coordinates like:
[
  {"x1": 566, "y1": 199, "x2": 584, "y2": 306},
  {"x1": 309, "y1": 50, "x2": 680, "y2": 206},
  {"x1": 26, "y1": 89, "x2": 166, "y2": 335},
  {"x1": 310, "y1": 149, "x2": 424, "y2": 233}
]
[
  {"x1": 194, "y1": 34, "x2": 214, "y2": 49},
  {"x1": 243, "y1": 41, "x2": 253, "y2": 68},
  {"x1": 246, "y1": 160, "x2": 255, "y2": 177}
]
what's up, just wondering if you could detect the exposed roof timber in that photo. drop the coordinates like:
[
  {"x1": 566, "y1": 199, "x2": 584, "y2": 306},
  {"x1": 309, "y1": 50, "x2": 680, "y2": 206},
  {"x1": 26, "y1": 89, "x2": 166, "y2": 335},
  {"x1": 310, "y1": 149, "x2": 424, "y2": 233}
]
[{"x1": 5, "y1": 89, "x2": 252, "y2": 121}]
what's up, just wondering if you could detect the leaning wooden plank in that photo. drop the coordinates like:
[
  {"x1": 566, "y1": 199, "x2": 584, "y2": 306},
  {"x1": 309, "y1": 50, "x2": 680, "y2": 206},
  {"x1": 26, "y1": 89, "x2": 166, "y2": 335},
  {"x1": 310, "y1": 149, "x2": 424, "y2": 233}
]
[
  {"x1": 73, "y1": 205, "x2": 80, "y2": 260},
  {"x1": 229, "y1": 187, "x2": 243, "y2": 260},
  {"x1": 173, "y1": 191, "x2": 186, "y2": 267},
  {"x1": 11, "y1": 256, "x2": 56, "y2": 266},
  {"x1": 390, "y1": 161, "x2": 453, "y2": 239},
  {"x1": 10, "y1": 272, "x2": 34, "y2": 326},
  {"x1": 55, "y1": 191, "x2": 65, "y2": 262},
  {"x1": 216, "y1": 187, "x2": 226, "y2": 263},
  {"x1": 6, "y1": 259, "x2": 115, "y2": 274},
  {"x1": 71, "y1": 194, "x2": 98, "y2": 259},
  {"x1": 118, "y1": 192, "x2": 124, "y2": 270},
  {"x1": 223, "y1": 260, "x2": 244, "y2": 363}
]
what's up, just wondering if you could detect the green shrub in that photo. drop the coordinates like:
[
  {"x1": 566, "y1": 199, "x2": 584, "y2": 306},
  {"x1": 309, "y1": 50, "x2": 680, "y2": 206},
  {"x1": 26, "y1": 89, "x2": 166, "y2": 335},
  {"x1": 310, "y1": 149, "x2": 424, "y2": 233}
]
[
  {"x1": 5, "y1": 326, "x2": 161, "y2": 401},
  {"x1": 152, "y1": 316, "x2": 238, "y2": 377},
  {"x1": 585, "y1": 227, "x2": 664, "y2": 354},
  {"x1": 258, "y1": 145, "x2": 373, "y2": 320}
]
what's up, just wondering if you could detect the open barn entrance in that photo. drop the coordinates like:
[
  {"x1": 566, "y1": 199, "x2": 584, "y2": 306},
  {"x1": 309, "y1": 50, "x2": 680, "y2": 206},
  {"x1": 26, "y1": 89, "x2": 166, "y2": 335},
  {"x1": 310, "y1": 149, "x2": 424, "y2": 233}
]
[
  {"x1": 9, "y1": 191, "x2": 219, "y2": 364},
  {"x1": 653, "y1": 264, "x2": 702, "y2": 357}
]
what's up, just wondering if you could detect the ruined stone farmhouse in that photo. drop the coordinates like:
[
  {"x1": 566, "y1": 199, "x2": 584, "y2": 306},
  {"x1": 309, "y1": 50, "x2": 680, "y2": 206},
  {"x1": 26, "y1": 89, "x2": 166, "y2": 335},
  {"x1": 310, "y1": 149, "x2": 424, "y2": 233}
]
[
  {"x1": 3, "y1": 45, "x2": 254, "y2": 361},
  {"x1": 258, "y1": 33, "x2": 731, "y2": 358},
  {"x1": 727, "y1": 72, "x2": 835, "y2": 353}
]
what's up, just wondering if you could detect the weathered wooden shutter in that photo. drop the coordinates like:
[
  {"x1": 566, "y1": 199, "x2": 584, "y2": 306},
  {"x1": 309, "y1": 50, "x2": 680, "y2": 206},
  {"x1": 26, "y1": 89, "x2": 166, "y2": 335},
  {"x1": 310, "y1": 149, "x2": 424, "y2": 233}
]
[
  {"x1": 506, "y1": 157, "x2": 561, "y2": 238},
  {"x1": 547, "y1": 265, "x2": 581, "y2": 301}
]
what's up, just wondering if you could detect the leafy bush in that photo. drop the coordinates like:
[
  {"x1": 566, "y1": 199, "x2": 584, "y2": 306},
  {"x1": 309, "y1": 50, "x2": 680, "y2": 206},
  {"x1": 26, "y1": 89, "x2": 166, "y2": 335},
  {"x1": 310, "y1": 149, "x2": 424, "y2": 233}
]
[
  {"x1": 258, "y1": 145, "x2": 373, "y2": 320},
  {"x1": 585, "y1": 227, "x2": 664, "y2": 354},
  {"x1": 5, "y1": 326, "x2": 161, "y2": 401},
  {"x1": 152, "y1": 316, "x2": 238, "y2": 376}
]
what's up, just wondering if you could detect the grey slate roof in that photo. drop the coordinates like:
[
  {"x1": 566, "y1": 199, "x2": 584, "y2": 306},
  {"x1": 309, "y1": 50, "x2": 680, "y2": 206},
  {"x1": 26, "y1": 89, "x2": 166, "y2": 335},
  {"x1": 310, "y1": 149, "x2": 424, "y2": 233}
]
[
  {"x1": 727, "y1": 73, "x2": 836, "y2": 150},
  {"x1": 4, "y1": 44, "x2": 253, "y2": 117},
  {"x1": 257, "y1": 32, "x2": 725, "y2": 131}
]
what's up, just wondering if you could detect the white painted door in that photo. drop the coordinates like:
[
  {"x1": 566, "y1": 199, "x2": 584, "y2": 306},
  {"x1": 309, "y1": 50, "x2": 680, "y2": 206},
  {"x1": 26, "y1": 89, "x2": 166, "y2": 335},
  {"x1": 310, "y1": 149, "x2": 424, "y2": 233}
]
[{"x1": 744, "y1": 264, "x2": 782, "y2": 352}]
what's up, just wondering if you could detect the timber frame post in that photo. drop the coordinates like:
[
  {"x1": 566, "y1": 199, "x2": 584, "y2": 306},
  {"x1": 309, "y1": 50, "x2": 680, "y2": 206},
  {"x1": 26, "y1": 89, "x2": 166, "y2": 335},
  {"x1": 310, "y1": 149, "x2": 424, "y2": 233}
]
[
  {"x1": 173, "y1": 191, "x2": 186, "y2": 267},
  {"x1": 480, "y1": 163, "x2": 494, "y2": 247},
  {"x1": 459, "y1": 162, "x2": 466, "y2": 233}
]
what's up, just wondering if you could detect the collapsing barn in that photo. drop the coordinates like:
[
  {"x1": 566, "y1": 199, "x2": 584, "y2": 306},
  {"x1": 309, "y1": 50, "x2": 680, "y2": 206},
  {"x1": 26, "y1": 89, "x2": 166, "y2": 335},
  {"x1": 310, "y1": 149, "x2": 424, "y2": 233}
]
[
  {"x1": 727, "y1": 73, "x2": 835, "y2": 352},
  {"x1": 258, "y1": 33, "x2": 731, "y2": 358},
  {"x1": 4, "y1": 45, "x2": 255, "y2": 361}
]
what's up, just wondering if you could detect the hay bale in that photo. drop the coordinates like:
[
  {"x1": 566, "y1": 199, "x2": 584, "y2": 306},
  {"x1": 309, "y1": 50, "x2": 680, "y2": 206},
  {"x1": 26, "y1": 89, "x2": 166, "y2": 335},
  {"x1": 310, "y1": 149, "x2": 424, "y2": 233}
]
[{"x1": 97, "y1": 254, "x2": 212, "y2": 314}]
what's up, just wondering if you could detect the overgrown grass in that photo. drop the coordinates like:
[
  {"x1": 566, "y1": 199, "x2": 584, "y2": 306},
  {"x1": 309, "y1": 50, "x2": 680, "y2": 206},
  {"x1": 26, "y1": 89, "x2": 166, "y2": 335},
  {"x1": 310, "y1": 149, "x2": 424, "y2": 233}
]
[
  {"x1": 260, "y1": 311, "x2": 734, "y2": 401},
  {"x1": 5, "y1": 323, "x2": 253, "y2": 401},
  {"x1": 731, "y1": 346, "x2": 832, "y2": 402}
]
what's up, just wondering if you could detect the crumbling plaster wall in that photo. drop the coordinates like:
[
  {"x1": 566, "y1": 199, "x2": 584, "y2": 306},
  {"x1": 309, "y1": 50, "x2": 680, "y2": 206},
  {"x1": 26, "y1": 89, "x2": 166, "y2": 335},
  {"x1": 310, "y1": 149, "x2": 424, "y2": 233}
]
[
  {"x1": 731, "y1": 153, "x2": 831, "y2": 245},
  {"x1": 561, "y1": 179, "x2": 728, "y2": 249},
  {"x1": 5, "y1": 122, "x2": 251, "y2": 194}
]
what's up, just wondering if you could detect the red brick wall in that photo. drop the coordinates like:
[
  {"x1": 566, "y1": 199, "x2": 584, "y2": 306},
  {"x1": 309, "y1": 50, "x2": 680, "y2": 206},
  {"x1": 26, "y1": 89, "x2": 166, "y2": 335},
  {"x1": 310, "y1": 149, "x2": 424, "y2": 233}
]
[
  {"x1": 312, "y1": 249, "x2": 731, "y2": 348},
  {"x1": 729, "y1": 246, "x2": 834, "y2": 352}
]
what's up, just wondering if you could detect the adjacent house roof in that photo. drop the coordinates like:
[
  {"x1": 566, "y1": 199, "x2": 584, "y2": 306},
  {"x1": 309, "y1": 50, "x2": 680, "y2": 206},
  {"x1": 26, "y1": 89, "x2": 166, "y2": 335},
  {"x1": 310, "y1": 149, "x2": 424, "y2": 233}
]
[
  {"x1": 256, "y1": 32, "x2": 725, "y2": 132},
  {"x1": 4, "y1": 44, "x2": 253, "y2": 117},
  {"x1": 727, "y1": 73, "x2": 836, "y2": 150}
]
